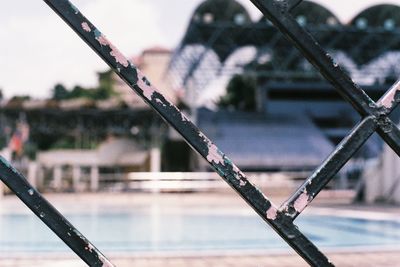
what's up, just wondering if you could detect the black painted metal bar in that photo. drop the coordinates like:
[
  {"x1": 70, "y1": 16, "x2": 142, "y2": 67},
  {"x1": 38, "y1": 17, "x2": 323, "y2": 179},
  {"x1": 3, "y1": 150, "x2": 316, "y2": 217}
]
[
  {"x1": 251, "y1": 0, "x2": 400, "y2": 213},
  {"x1": 249, "y1": 0, "x2": 376, "y2": 117},
  {"x1": 0, "y1": 157, "x2": 114, "y2": 267},
  {"x1": 377, "y1": 79, "x2": 400, "y2": 114},
  {"x1": 287, "y1": 0, "x2": 303, "y2": 11},
  {"x1": 250, "y1": 0, "x2": 400, "y2": 161},
  {"x1": 41, "y1": 1, "x2": 333, "y2": 266},
  {"x1": 280, "y1": 116, "x2": 377, "y2": 220},
  {"x1": 377, "y1": 125, "x2": 400, "y2": 156},
  {"x1": 249, "y1": 0, "x2": 400, "y2": 160}
]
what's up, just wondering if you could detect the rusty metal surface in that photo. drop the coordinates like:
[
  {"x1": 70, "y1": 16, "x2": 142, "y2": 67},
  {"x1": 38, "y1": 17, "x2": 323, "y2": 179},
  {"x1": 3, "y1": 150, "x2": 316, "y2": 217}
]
[{"x1": 0, "y1": 0, "x2": 399, "y2": 266}]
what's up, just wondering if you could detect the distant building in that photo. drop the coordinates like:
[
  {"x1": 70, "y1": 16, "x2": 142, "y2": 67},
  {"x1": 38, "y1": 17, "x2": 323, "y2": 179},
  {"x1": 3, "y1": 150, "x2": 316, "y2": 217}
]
[
  {"x1": 113, "y1": 47, "x2": 178, "y2": 108},
  {"x1": 36, "y1": 137, "x2": 155, "y2": 192}
]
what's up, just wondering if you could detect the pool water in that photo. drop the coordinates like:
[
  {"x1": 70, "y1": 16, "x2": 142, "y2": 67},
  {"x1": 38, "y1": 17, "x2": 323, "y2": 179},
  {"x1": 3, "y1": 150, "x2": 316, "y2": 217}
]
[{"x1": 1, "y1": 206, "x2": 400, "y2": 253}]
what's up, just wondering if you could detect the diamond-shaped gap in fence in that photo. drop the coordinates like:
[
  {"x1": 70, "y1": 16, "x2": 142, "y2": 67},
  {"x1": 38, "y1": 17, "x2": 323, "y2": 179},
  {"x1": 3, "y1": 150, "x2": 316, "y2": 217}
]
[{"x1": 2, "y1": 0, "x2": 400, "y2": 266}]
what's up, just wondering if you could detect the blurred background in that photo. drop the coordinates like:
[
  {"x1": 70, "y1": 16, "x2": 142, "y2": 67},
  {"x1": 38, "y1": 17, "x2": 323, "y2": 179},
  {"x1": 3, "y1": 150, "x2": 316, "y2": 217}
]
[{"x1": 1, "y1": 0, "x2": 400, "y2": 266}]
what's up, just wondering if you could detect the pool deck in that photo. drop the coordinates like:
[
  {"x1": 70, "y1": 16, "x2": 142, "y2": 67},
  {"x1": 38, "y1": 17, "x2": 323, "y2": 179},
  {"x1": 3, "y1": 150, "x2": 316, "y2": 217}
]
[
  {"x1": 1, "y1": 251, "x2": 400, "y2": 267},
  {"x1": 1, "y1": 192, "x2": 400, "y2": 266}
]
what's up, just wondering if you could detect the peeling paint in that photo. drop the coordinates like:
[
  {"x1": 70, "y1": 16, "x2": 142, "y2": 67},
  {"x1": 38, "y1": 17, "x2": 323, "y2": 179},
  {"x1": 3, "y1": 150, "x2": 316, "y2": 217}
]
[
  {"x1": 87, "y1": 243, "x2": 94, "y2": 252},
  {"x1": 180, "y1": 111, "x2": 189, "y2": 122},
  {"x1": 293, "y1": 191, "x2": 309, "y2": 213},
  {"x1": 155, "y1": 98, "x2": 166, "y2": 107},
  {"x1": 232, "y1": 164, "x2": 245, "y2": 179},
  {"x1": 81, "y1": 22, "x2": 91, "y2": 32},
  {"x1": 110, "y1": 46, "x2": 129, "y2": 67},
  {"x1": 95, "y1": 32, "x2": 129, "y2": 67},
  {"x1": 99, "y1": 254, "x2": 115, "y2": 267},
  {"x1": 137, "y1": 71, "x2": 156, "y2": 100},
  {"x1": 198, "y1": 132, "x2": 207, "y2": 142},
  {"x1": 266, "y1": 206, "x2": 278, "y2": 220},
  {"x1": 380, "y1": 80, "x2": 400, "y2": 108},
  {"x1": 206, "y1": 144, "x2": 225, "y2": 165}
]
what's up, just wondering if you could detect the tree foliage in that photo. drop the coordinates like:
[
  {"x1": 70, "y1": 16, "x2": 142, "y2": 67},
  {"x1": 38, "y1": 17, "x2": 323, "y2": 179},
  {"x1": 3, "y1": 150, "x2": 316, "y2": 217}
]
[
  {"x1": 51, "y1": 70, "x2": 115, "y2": 101},
  {"x1": 218, "y1": 74, "x2": 257, "y2": 111}
]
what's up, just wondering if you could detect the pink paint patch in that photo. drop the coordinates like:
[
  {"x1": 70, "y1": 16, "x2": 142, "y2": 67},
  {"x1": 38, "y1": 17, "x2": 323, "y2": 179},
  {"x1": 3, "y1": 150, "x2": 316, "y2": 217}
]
[
  {"x1": 137, "y1": 71, "x2": 156, "y2": 100},
  {"x1": 293, "y1": 192, "x2": 309, "y2": 213},
  {"x1": 266, "y1": 206, "x2": 278, "y2": 220},
  {"x1": 87, "y1": 243, "x2": 94, "y2": 252},
  {"x1": 233, "y1": 164, "x2": 245, "y2": 178},
  {"x1": 96, "y1": 35, "x2": 129, "y2": 67},
  {"x1": 99, "y1": 255, "x2": 115, "y2": 267},
  {"x1": 110, "y1": 46, "x2": 129, "y2": 67},
  {"x1": 380, "y1": 81, "x2": 400, "y2": 108},
  {"x1": 96, "y1": 35, "x2": 109, "y2": 46},
  {"x1": 206, "y1": 144, "x2": 224, "y2": 165},
  {"x1": 81, "y1": 22, "x2": 91, "y2": 32}
]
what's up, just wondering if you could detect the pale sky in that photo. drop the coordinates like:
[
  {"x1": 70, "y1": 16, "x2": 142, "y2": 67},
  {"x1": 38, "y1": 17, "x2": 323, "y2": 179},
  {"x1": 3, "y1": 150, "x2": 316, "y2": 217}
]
[{"x1": 1, "y1": 0, "x2": 399, "y2": 98}]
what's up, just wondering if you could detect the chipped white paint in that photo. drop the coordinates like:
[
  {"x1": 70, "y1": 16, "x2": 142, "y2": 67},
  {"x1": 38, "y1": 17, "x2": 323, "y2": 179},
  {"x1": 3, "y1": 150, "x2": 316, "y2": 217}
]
[
  {"x1": 206, "y1": 144, "x2": 225, "y2": 165},
  {"x1": 233, "y1": 164, "x2": 245, "y2": 179},
  {"x1": 266, "y1": 206, "x2": 278, "y2": 220},
  {"x1": 137, "y1": 71, "x2": 156, "y2": 100},
  {"x1": 87, "y1": 243, "x2": 94, "y2": 252},
  {"x1": 180, "y1": 111, "x2": 189, "y2": 122},
  {"x1": 155, "y1": 98, "x2": 166, "y2": 107},
  {"x1": 81, "y1": 22, "x2": 91, "y2": 32},
  {"x1": 380, "y1": 80, "x2": 400, "y2": 108},
  {"x1": 198, "y1": 132, "x2": 207, "y2": 141},
  {"x1": 239, "y1": 179, "x2": 247, "y2": 187},
  {"x1": 293, "y1": 191, "x2": 309, "y2": 213}
]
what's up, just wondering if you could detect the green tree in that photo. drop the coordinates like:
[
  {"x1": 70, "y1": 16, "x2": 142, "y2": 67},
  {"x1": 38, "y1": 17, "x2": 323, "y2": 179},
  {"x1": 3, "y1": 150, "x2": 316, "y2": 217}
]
[
  {"x1": 51, "y1": 83, "x2": 69, "y2": 100},
  {"x1": 10, "y1": 95, "x2": 31, "y2": 101},
  {"x1": 218, "y1": 74, "x2": 257, "y2": 111},
  {"x1": 95, "y1": 70, "x2": 115, "y2": 100},
  {"x1": 69, "y1": 85, "x2": 91, "y2": 99},
  {"x1": 49, "y1": 69, "x2": 116, "y2": 101}
]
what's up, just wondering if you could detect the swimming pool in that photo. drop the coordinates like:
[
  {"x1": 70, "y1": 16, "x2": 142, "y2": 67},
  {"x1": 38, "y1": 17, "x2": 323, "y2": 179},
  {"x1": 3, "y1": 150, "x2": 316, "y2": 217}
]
[{"x1": 1, "y1": 201, "x2": 400, "y2": 254}]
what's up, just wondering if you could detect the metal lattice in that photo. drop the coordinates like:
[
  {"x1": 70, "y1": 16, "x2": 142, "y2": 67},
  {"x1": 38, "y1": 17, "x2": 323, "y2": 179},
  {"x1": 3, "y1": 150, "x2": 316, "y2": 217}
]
[{"x1": 1, "y1": 0, "x2": 400, "y2": 266}]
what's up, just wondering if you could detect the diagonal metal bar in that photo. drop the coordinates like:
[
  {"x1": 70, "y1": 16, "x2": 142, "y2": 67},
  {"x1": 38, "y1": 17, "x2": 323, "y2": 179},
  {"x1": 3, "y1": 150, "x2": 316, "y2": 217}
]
[
  {"x1": 377, "y1": 79, "x2": 400, "y2": 114},
  {"x1": 249, "y1": 0, "x2": 376, "y2": 117},
  {"x1": 280, "y1": 77, "x2": 400, "y2": 220},
  {"x1": 0, "y1": 157, "x2": 114, "y2": 267},
  {"x1": 279, "y1": 116, "x2": 377, "y2": 220},
  {"x1": 377, "y1": 124, "x2": 400, "y2": 156},
  {"x1": 250, "y1": 0, "x2": 400, "y2": 166},
  {"x1": 251, "y1": 0, "x2": 400, "y2": 220},
  {"x1": 373, "y1": 79, "x2": 400, "y2": 157},
  {"x1": 287, "y1": 0, "x2": 303, "y2": 11},
  {"x1": 42, "y1": 0, "x2": 333, "y2": 265}
]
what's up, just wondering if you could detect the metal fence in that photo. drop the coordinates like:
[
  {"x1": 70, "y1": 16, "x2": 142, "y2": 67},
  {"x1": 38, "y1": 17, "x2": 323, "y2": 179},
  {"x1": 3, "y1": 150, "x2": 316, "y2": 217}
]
[{"x1": 1, "y1": 0, "x2": 400, "y2": 266}]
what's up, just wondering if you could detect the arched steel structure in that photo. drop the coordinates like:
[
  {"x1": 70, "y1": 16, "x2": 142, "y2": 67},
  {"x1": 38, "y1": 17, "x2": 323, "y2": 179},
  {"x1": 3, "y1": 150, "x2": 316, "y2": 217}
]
[
  {"x1": 192, "y1": 0, "x2": 252, "y2": 25},
  {"x1": 169, "y1": 1, "x2": 400, "y2": 99},
  {"x1": 351, "y1": 4, "x2": 400, "y2": 28}
]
